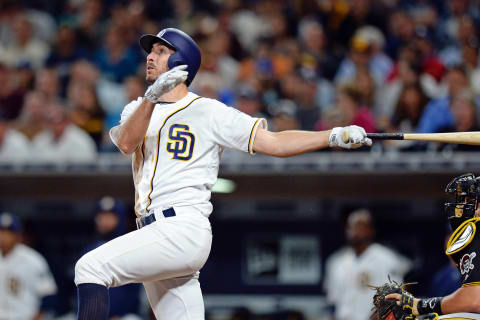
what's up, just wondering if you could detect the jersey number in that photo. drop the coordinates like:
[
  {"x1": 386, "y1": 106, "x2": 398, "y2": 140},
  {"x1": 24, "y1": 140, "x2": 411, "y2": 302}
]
[{"x1": 166, "y1": 124, "x2": 195, "y2": 161}]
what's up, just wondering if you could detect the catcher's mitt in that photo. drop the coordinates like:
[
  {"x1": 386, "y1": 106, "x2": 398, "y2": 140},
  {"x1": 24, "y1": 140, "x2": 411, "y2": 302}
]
[{"x1": 370, "y1": 277, "x2": 417, "y2": 320}]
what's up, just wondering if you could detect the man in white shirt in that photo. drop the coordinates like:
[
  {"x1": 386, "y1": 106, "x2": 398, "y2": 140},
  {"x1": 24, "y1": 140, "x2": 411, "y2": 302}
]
[
  {"x1": 0, "y1": 212, "x2": 57, "y2": 320},
  {"x1": 0, "y1": 116, "x2": 31, "y2": 164},
  {"x1": 31, "y1": 103, "x2": 97, "y2": 164},
  {"x1": 324, "y1": 209, "x2": 412, "y2": 320},
  {"x1": 74, "y1": 27, "x2": 372, "y2": 320}
]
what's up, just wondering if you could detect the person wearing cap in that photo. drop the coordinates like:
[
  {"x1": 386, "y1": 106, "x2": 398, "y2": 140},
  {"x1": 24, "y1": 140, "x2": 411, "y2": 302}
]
[
  {"x1": 0, "y1": 212, "x2": 57, "y2": 320},
  {"x1": 334, "y1": 32, "x2": 392, "y2": 87}
]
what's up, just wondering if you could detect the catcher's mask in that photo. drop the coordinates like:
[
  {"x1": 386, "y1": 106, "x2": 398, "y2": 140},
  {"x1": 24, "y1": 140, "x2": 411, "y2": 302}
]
[{"x1": 445, "y1": 173, "x2": 480, "y2": 230}]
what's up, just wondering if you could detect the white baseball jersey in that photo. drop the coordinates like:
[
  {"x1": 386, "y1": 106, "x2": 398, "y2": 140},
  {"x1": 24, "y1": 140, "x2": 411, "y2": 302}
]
[
  {"x1": 324, "y1": 243, "x2": 411, "y2": 320},
  {"x1": 110, "y1": 92, "x2": 267, "y2": 217},
  {"x1": 0, "y1": 244, "x2": 57, "y2": 320}
]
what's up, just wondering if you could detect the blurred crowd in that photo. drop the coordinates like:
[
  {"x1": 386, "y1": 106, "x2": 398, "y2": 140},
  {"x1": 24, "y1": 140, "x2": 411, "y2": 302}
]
[{"x1": 2, "y1": 0, "x2": 480, "y2": 164}]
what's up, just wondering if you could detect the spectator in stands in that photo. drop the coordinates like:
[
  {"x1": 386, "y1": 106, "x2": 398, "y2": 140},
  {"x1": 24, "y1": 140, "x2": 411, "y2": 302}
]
[
  {"x1": 324, "y1": 209, "x2": 411, "y2": 320},
  {"x1": 208, "y1": 29, "x2": 240, "y2": 90},
  {"x1": 390, "y1": 84, "x2": 430, "y2": 134},
  {"x1": 94, "y1": 24, "x2": 138, "y2": 83},
  {"x1": 417, "y1": 65, "x2": 476, "y2": 133},
  {"x1": 69, "y1": 59, "x2": 126, "y2": 129},
  {"x1": 335, "y1": 28, "x2": 392, "y2": 88},
  {"x1": 355, "y1": 26, "x2": 393, "y2": 85},
  {"x1": 16, "y1": 91, "x2": 48, "y2": 141},
  {"x1": 438, "y1": 89, "x2": 480, "y2": 152},
  {"x1": 376, "y1": 58, "x2": 422, "y2": 129},
  {"x1": 0, "y1": 14, "x2": 50, "y2": 70},
  {"x1": 335, "y1": 35, "x2": 373, "y2": 86},
  {"x1": 326, "y1": 0, "x2": 386, "y2": 50},
  {"x1": 296, "y1": 71, "x2": 322, "y2": 130},
  {"x1": 46, "y1": 24, "x2": 89, "y2": 94},
  {"x1": 382, "y1": 84, "x2": 429, "y2": 151},
  {"x1": 34, "y1": 68, "x2": 62, "y2": 103},
  {"x1": 385, "y1": 10, "x2": 416, "y2": 59},
  {"x1": 31, "y1": 103, "x2": 97, "y2": 164},
  {"x1": 297, "y1": 18, "x2": 339, "y2": 81},
  {"x1": 0, "y1": 115, "x2": 30, "y2": 164},
  {"x1": 268, "y1": 99, "x2": 299, "y2": 132},
  {"x1": 413, "y1": 26, "x2": 446, "y2": 98},
  {"x1": 437, "y1": 0, "x2": 478, "y2": 48},
  {"x1": 102, "y1": 75, "x2": 144, "y2": 133},
  {"x1": 317, "y1": 85, "x2": 376, "y2": 134},
  {"x1": 353, "y1": 68, "x2": 378, "y2": 109},
  {"x1": 439, "y1": 15, "x2": 478, "y2": 68},
  {"x1": 16, "y1": 63, "x2": 35, "y2": 94},
  {"x1": 296, "y1": 43, "x2": 335, "y2": 112},
  {"x1": 68, "y1": 81, "x2": 105, "y2": 149},
  {"x1": 82, "y1": 197, "x2": 142, "y2": 320},
  {"x1": 72, "y1": 0, "x2": 106, "y2": 51},
  {"x1": 0, "y1": 212, "x2": 57, "y2": 319},
  {"x1": 235, "y1": 83, "x2": 266, "y2": 119},
  {"x1": 0, "y1": 63, "x2": 25, "y2": 120}
]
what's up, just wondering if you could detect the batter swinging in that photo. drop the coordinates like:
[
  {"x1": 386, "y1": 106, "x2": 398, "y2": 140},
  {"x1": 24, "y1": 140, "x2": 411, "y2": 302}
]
[{"x1": 74, "y1": 28, "x2": 372, "y2": 320}]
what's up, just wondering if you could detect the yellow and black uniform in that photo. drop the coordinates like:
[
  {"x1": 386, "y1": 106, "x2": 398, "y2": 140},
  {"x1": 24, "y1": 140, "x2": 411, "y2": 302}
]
[{"x1": 446, "y1": 217, "x2": 480, "y2": 287}]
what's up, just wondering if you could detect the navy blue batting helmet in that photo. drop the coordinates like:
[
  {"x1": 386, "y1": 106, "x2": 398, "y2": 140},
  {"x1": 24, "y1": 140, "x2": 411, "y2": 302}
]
[{"x1": 139, "y1": 28, "x2": 201, "y2": 86}]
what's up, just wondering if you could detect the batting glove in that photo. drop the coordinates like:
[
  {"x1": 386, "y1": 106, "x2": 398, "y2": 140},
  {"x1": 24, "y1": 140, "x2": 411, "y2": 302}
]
[
  {"x1": 144, "y1": 65, "x2": 189, "y2": 103},
  {"x1": 329, "y1": 125, "x2": 373, "y2": 149}
]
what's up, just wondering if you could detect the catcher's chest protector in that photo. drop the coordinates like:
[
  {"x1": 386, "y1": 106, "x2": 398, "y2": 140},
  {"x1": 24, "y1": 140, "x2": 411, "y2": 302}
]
[{"x1": 446, "y1": 217, "x2": 480, "y2": 286}]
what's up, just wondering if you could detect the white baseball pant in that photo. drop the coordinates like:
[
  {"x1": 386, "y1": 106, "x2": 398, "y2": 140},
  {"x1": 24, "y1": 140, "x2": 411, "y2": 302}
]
[{"x1": 74, "y1": 206, "x2": 212, "y2": 319}]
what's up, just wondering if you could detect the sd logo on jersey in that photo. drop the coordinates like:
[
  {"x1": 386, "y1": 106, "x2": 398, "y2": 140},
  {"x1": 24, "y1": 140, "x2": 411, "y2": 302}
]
[{"x1": 166, "y1": 124, "x2": 195, "y2": 161}]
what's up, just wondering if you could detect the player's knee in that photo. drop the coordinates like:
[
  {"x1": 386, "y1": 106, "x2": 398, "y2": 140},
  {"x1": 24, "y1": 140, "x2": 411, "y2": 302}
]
[{"x1": 74, "y1": 251, "x2": 109, "y2": 287}]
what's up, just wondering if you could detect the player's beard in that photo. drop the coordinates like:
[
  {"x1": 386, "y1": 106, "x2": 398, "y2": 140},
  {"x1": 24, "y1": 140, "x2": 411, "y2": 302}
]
[{"x1": 146, "y1": 65, "x2": 169, "y2": 84}]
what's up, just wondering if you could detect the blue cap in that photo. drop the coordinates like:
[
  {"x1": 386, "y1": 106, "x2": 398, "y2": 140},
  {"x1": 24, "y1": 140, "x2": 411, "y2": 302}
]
[
  {"x1": 96, "y1": 196, "x2": 124, "y2": 215},
  {"x1": 0, "y1": 212, "x2": 22, "y2": 233},
  {"x1": 94, "y1": 196, "x2": 127, "y2": 238}
]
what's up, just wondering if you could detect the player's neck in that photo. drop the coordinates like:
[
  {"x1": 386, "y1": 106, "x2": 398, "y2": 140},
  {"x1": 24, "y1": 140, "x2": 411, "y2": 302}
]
[
  {"x1": 353, "y1": 242, "x2": 370, "y2": 256},
  {"x1": 157, "y1": 84, "x2": 189, "y2": 103},
  {"x1": 0, "y1": 244, "x2": 15, "y2": 257}
]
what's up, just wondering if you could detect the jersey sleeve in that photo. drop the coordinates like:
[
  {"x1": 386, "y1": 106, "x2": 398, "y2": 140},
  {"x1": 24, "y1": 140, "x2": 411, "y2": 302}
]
[
  {"x1": 447, "y1": 218, "x2": 480, "y2": 287},
  {"x1": 32, "y1": 255, "x2": 57, "y2": 297},
  {"x1": 109, "y1": 97, "x2": 143, "y2": 147},
  {"x1": 209, "y1": 101, "x2": 267, "y2": 154}
]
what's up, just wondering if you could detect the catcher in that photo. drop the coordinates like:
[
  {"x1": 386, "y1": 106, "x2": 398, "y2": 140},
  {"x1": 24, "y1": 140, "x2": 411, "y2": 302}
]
[{"x1": 373, "y1": 173, "x2": 480, "y2": 320}]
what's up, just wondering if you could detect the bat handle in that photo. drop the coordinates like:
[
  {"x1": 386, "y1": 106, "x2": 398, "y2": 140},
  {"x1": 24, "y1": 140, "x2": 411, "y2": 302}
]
[
  {"x1": 367, "y1": 133, "x2": 404, "y2": 140},
  {"x1": 342, "y1": 132, "x2": 405, "y2": 143}
]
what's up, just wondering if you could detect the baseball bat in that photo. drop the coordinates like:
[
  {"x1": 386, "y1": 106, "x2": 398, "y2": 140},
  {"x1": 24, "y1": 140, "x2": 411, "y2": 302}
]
[{"x1": 341, "y1": 131, "x2": 480, "y2": 146}]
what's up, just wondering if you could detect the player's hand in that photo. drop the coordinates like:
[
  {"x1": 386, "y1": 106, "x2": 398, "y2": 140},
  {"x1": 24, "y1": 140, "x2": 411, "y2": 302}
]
[
  {"x1": 386, "y1": 293, "x2": 420, "y2": 316},
  {"x1": 144, "y1": 65, "x2": 189, "y2": 103},
  {"x1": 329, "y1": 125, "x2": 372, "y2": 149}
]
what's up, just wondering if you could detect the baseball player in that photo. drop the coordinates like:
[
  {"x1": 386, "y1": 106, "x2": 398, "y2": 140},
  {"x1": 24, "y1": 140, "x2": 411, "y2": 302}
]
[
  {"x1": 386, "y1": 173, "x2": 480, "y2": 317},
  {"x1": 74, "y1": 27, "x2": 372, "y2": 320},
  {"x1": 0, "y1": 212, "x2": 57, "y2": 320},
  {"x1": 324, "y1": 209, "x2": 411, "y2": 320}
]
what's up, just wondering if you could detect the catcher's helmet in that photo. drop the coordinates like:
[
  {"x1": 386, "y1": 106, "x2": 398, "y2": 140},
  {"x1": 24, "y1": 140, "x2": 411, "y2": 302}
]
[
  {"x1": 445, "y1": 173, "x2": 480, "y2": 230},
  {"x1": 139, "y1": 28, "x2": 201, "y2": 86}
]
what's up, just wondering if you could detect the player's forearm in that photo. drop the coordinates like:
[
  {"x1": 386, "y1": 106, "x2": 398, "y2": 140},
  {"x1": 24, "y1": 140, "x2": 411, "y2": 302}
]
[
  {"x1": 441, "y1": 286, "x2": 480, "y2": 314},
  {"x1": 116, "y1": 99, "x2": 155, "y2": 154},
  {"x1": 254, "y1": 129, "x2": 331, "y2": 157}
]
